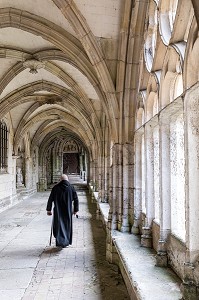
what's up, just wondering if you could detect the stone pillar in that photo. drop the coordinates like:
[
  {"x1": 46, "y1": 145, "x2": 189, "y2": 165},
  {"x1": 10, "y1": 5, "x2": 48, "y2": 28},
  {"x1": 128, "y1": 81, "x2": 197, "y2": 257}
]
[
  {"x1": 84, "y1": 152, "x2": 88, "y2": 182},
  {"x1": 79, "y1": 154, "x2": 83, "y2": 178},
  {"x1": 89, "y1": 158, "x2": 93, "y2": 187},
  {"x1": 25, "y1": 157, "x2": 31, "y2": 189},
  {"x1": 93, "y1": 158, "x2": 98, "y2": 192},
  {"x1": 107, "y1": 144, "x2": 121, "y2": 231},
  {"x1": 97, "y1": 146, "x2": 104, "y2": 202},
  {"x1": 156, "y1": 113, "x2": 171, "y2": 267},
  {"x1": 141, "y1": 122, "x2": 154, "y2": 248},
  {"x1": 107, "y1": 163, "x2": 112, "y2": 258},
  {"x1": 103, "y1": 129, "x2": 110, "y2": 203},
  {"x1": 16, "y1": 167, "x2": 24, "y2": 188},
  {"x1": 107, "y1": 164, "x2": 113, "y2": 230},
  {"x1": 104, "y1": 145, "x2": 110, "y2": 203},
  {"x1": 12, "y1": 155, "x2": 18, "y2": 196},
  {"x1": 181, "y1": 84, "x2": 199, "y2": 298},
  {"x1": 120, "y1": 143, "x2": 134, "y2": 232},
  {"x1": 106, "y1": 164, "x2": 117, "y2": 263},
  {"x1": 113, "y1": 144, "x2": 122, "y2": 230},
  {"x1": 132, "y1": 131, "x2": 143, "y2": 234}
]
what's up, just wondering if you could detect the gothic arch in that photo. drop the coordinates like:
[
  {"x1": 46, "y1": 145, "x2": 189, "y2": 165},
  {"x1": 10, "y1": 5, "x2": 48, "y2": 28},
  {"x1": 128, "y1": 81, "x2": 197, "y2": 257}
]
[
  {"x1": 0, "y1": 7, "x2": 119, "y2": 140},
  {"x1": 183, "y1": 19, "x2": 199, "y2": 89}
]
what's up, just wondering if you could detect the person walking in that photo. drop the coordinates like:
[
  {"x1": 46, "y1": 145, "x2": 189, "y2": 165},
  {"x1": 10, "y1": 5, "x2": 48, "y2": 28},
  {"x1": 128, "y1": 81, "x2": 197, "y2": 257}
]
[{"x1": 46, "y1": 174, "x2": 79, "y2": 248}]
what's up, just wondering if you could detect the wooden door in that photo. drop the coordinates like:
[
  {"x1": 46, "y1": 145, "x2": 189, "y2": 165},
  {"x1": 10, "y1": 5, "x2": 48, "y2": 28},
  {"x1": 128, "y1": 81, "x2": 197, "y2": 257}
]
[{"x1": 63, "y1": 153, "x2": 80, "y2": 174}]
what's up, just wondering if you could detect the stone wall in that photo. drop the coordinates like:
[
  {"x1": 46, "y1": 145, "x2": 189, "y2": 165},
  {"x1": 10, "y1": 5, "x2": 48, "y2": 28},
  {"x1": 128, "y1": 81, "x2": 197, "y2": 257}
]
[{"x1": 167, "y1": 234, "x2": 186, "y2": 280}]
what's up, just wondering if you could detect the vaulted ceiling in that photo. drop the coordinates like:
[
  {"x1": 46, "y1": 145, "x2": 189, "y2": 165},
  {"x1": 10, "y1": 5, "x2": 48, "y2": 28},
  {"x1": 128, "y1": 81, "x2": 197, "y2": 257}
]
[{"x1": 0, "y1": 0, "x2": 124, "y2": 154}]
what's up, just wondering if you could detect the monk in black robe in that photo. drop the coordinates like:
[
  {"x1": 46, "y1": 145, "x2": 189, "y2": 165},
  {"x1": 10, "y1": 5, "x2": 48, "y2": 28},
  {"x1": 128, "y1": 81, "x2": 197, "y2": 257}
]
[{"x1": 46, "y1": 174, "x2": 79, "y2": 248}]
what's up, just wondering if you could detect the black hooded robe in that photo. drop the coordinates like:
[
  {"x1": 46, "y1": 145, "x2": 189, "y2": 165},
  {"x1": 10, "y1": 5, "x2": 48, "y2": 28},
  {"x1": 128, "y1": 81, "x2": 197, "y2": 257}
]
[{"x1": 46, "y1": 180, "x2": 79, "y2": 247}]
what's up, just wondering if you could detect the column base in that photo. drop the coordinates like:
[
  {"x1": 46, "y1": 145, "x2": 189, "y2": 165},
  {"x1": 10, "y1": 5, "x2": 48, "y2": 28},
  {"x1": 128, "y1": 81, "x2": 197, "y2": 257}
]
[
  {"x1": 131, "y1": 225, "x2": 140, "y2": 234},
  {"x1": 181, "y1": 281, "x2": 199, "y2": 300},
  {"x1": 116, "y1": 218, "x2": 129, "y2": 232},
  {"x1": 106, "y1": 231, "x2": 118, "y2": 264},
  {"x1": 156, "y1": 239, "x2": 168, "y2": 267},
  {"x1": 141, "y1": 227, "x2": 152, "y2": 248},
  {"x1": 131, "y1": 219, "x2": 140, "y2": 234},
  {"x1": 120, "y1": 224, "x2": 130, "y2": 233},
  {"x1": 96, "y1": 207, "x2": 101, "y2": 220},
  {"x1": 156, "y1": 252, "x2": 168, "y2": 267},
  {"x1": 107, "y1": 213, "x2": 117, "y2": 231}
]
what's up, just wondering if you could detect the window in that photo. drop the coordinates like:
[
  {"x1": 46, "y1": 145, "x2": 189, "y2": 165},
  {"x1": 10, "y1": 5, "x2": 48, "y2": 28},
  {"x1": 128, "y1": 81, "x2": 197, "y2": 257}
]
[{"x1": 0, "y1": 121, "x2": 8, "y2": 171}]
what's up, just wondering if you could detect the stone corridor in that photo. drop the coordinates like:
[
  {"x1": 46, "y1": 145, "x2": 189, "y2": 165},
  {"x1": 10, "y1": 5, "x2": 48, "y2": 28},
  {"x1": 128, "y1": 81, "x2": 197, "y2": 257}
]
[{"x1": 0, "y1": 179, "x2": 129, "y2": 300}]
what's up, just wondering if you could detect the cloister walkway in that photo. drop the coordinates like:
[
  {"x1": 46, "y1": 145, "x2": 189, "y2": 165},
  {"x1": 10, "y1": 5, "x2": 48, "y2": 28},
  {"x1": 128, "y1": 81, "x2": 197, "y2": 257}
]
[{"x1": 0, "y1": 177, "x2": 129, "y2": 300}]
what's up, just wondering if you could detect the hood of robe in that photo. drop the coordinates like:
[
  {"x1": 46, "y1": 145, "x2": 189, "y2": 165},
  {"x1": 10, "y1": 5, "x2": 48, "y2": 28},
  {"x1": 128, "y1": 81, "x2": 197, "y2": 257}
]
[{"x1": 59, "y1": 180, "x2": 70, "y2": 190}]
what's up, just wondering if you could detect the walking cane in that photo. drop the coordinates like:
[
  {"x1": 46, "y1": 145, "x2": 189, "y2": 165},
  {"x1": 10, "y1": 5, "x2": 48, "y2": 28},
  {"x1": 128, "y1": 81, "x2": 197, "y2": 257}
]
[{"x1": 49, "y1": 219, "x2": 53, "y2": 246}]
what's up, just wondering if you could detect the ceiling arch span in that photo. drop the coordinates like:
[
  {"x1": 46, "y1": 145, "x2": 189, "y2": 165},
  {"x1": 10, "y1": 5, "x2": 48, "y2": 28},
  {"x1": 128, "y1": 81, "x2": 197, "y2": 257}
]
[
  {"x1": 1, "y1": 58, "x2": 97, "y2": 115},
  {"x1": 37, "y1": 121, "x2": 96, "y2": 152},
  {"x1": 13, "y1": 102, "x2": 41, "y2": 137},
  {"x1": 1, "y1": 80, "x2": 103, "y2": 148},
  {"x1": 0, "y1": 48, "x2": 110, "y2": 134},
  {"x1": 0, "y1": 7, "x2": 119, "y2": 140},
  {"x1": 14, "y1": 108, "x2": 95, "y2": 154},
  {"x1": 0, "y1": 47, "x2": 99, "y2": 90},
  {"x1": 36, "y1": 104, "x2": 97, "y2": 140},
  {"x1": 31, "y1": 119, "x2": 52, "y2": 145},
  {"x1": 39, "y1": 129, "x2": 91, "y2": 158},
  {"x1": 51, "y1": 0, "x2": 116, "y2": 89},
  {"x1": 52, "y1": 0, "x2": 119, "y2": 139},
  {"x1": 31, "y1": 120, "x2": 93, "y2": 149},
  {"x1": 38, "y1": 125, "x2": 96, "y2": 167},
  {"x1": 34, "y1": 49, "x2": 100, "y2": 88},
  {"x1": 0, "y1": 8, "x2": 84, "y2": 56},
  {"x1": 39, "y1": 132, "x2": 92, "y2": 173},
  {"x1": 0, "y1": 80, "x2": 89, "y2": 118}
]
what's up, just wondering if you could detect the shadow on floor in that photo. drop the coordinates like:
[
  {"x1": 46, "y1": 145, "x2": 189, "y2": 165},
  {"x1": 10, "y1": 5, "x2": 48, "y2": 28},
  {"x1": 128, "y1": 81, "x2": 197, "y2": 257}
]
[
  {"x1": 43, "y1": 246, "x2": 63, "y2": 254},
  {"x1": 86, "y1": 191, "x2": 130, "y2": 300}
]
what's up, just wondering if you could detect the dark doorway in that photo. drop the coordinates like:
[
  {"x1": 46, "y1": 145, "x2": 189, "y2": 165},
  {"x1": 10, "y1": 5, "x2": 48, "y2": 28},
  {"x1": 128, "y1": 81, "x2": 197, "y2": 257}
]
[{"x1": 63, "y1": 153, "x2": 80, "y2": 174}]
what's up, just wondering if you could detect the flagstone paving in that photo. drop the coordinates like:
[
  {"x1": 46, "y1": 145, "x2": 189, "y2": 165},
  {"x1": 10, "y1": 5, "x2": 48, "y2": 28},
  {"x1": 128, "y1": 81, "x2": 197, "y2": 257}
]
[{"x1": 0, "y1": 178, "x2": 129, "y2": 300}]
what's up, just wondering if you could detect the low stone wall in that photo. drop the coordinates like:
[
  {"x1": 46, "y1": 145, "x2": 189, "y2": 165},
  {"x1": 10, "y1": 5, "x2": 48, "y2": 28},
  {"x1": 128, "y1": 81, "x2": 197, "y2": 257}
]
[
  {"x1": 90, "y1": 187, "x2": 182, "y2": 300},
  {"x1": 167, "y1": 234, "x2": 186, "y2": 280},
  {"x1": 152, "y1": 220, "x2": 160, "y2": 252}
]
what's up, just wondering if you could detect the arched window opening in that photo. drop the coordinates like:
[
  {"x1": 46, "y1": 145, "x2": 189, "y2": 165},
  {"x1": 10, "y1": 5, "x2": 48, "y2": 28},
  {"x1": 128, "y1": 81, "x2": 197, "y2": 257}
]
[{"x1": 0, "y1": 121, "x2": 8, "y2": 172}]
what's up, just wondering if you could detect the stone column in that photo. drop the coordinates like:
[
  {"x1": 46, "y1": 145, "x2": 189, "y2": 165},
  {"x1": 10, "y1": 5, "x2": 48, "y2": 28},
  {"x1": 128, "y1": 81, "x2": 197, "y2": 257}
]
[
  {"x1": 120, "y1": 142, "x2": 134, "y2": 232},
  {"x1": 25, "y1": 157, "x2": 32, "y2": 189},
  {"x1": 132, "y1": 131, "x2": 143, "y2": 234},
  {"x1": 89, "y1": 158, "x2": 93, "y2": 187},
  {"x1": 141, "y1": 122, "x2": 154, "y2": 248},
  {"x1": 106, "y1": 164, "x2": 118, "y2": 263},
  {"x1": 156, "y1": 113, "x2": 171, "y2": 266},
  {"x1": 113, "y1": 143, "x2": 122, "y2": 230},
  {"x1": 84, "y1": 152, "x2": 88, "y2": 181},
  {"x1": 52, "y1": 149, "x2": 57, "y2": 182},
  {"x1": 12, "y1": 155, "x2": 18, "y2": 197},
  {"x1": 103, "y1": 150, "x2": 109, "y2": 202},
  {"x1": 107, "y1": 164, "x2": 113, "y2": 230},
  {"x1": 181, "y1": 84, "x2": 199, "y2": 299},
  {"x1": 107, "y1": 144, "x2": 121, "y2": 230},
  {"x1": 97, "y1": 144, "x2": 104, "y2": 202},
  {"x1": 79, "y1": 154, "x2": 83, "y2": 178},
  {"x1": 93, "y1": 158, "x2": 98, "y2": 192}
]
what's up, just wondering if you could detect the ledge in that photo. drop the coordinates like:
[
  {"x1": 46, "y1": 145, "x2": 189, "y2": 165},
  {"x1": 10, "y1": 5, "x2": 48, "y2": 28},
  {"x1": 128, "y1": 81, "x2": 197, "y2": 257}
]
[{"x1": 92, "y1": 192, "x2": 182, "y2": 300}]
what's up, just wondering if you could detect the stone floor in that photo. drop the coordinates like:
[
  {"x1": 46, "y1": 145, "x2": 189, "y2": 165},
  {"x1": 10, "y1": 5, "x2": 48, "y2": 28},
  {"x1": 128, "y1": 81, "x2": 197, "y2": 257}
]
[{"x1": 0, "y1": 178, "x2": 129, "y2": 300}]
